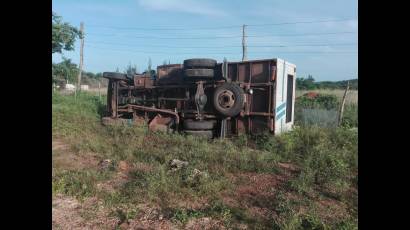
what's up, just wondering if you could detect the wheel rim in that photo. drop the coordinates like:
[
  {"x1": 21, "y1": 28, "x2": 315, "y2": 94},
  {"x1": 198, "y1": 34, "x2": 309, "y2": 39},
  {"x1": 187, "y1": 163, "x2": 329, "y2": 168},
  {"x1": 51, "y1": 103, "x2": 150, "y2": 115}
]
[{"x1": 217, "y1": 90, "x2": 235, "y2": 109}]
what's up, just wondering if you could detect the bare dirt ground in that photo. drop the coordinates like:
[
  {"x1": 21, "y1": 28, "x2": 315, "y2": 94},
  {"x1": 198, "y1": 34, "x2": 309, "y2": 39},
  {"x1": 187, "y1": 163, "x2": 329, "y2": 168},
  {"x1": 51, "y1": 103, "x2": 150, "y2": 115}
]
[
  {"x1": 52, "y1": 139, "x2": 100, "y2": 171},
  {"x1": 52, "y1": 194, "x2": 179, "y2": 230},
  {"x1": 52, "y1": 138, "x2": 295, "y2": 229},
  {"x1": 52, "y1": 138, "x2": 351, "y2": 229},
  {"x1": 52, "y1": 139, "x2": 177, "y2": 230},
  {"x1": 52, "y1": 195, "x2": 119, "y2": 230},
  {"x1": 222, "y1": 163, "x2": 298, "y2": 223}
]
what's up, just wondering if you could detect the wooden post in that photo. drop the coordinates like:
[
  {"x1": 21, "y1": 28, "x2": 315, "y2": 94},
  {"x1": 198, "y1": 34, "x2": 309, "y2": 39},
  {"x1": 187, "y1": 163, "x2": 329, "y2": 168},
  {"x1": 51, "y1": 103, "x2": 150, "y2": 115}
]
[
  {"x1": 98, "y1": 81, "x2": 101, "y2": 101},
  {"x1": 77, "y1": 22, "x2": 84, "y2": 95},
  {"x1": 242, "y1": 24, "x2": 247, "y2": 61},
  {"x1": 338, "y1": 81, "x2": 350, "y2": 126}
]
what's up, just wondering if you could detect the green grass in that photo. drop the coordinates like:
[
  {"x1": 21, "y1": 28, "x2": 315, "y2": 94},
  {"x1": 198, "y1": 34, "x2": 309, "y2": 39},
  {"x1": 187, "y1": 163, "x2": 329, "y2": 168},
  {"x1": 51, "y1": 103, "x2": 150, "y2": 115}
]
[{"x1": 52, "y1": 92, "x2": 358, "y2": 229}]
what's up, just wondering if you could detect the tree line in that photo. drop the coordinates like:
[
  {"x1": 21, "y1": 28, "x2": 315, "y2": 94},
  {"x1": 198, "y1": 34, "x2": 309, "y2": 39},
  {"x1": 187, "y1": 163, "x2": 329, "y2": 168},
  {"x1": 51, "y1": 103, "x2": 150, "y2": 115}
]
[
  {"x1": 52, "y1": 11, "x2": 155, "y2": 87},
  {"x1": 296, "y1": 75, "x2": 358, "y2": 90}
]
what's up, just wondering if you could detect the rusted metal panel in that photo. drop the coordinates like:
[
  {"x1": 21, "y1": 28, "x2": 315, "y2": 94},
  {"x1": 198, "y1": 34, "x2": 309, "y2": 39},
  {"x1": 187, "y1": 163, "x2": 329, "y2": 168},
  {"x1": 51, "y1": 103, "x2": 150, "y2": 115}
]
[
  {"x1": 238, "y1": 63, "x2": 250, "y2": 83},
  {"x1": 134, "y1": 76, "x2": 145, "y2": 88},
  {"x1": 250, "y1": 61, "x2": 270, "y2": 83},
  {"x1": 134, "y1": 76, "x2": 154, "y2": 88},
  {"x1": 118, "y1": 104, "x2": 180, "y2": 125},
  {"x1": 271, "y1": 65, "x2": 277, "y2": 81},
  {"x1": 157, "y1": 64, "x2": 182, "y2": 78},
  {"x1": 149, "y1": 114, "x2": 174, "y2": 132},
  {"x1": 156, "y1": 64, "x2": 183, "y2": 85}
]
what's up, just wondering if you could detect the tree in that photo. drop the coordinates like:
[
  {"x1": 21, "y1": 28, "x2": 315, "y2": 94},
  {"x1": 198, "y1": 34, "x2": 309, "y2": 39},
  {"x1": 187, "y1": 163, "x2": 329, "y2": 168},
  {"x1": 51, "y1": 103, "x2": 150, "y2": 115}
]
[
  {"x1": 52, "y1": 12, "x2": 81, "y2": 53},
  {"x1": 52, "y1": 57, "x2": 79, "y2": 84},
  {"x1": 146, "y1": 57, "x2": 153, "y2": 78},
  {"x1": 124, "y1": 63, "x2": 138, "y2": 75},
  {"x1": 296, "y1": 75, "x2": 316, "y2": 90},
  {"x1": 148, "y1": 58, "x2": 152, "y2": 71}
]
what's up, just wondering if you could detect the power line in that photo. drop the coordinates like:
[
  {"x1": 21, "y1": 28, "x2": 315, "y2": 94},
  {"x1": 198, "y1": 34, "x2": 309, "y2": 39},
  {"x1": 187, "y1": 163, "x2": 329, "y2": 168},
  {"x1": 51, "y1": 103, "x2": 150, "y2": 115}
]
[
  {"x1": 86, "y1": 45, "x2": 357, "y2": 55},
  {"x1": 246, "y1": 32, "x2": 357, "y2": 37},
  {"x1": 86, "y1": 41, "x2": 357, "y2": 49},
  {"x1": 246, "y1": 18, "x2": 357, "y2": 27},
  {"x1": 86, "y1": 18, "x2": 356, "y2": 31},
  {"x1": 85, "y1": 33, "x2": 241, "y2": 39},
  {"x1": 85, "y1": 31, "x2": 357, "y2": 39}
]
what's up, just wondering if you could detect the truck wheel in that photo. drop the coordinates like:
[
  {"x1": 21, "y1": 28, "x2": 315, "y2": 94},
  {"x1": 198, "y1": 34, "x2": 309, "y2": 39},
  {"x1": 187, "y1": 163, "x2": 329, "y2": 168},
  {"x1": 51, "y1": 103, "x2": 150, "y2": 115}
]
[
  {"x1": 184, "y1": 69, "x2": 214, "y2": 78},
  {"x1": 213, "y1": 83, "x2": 245, "y2": 117},
  {"x1": 184, "y1": 130, "x2": 213, "y2": 138},
  {"x1": 183, "y1": 119, "x2": 215, "y2": 130},
  {"x1": 183, "y1": 58, "x2": 217, "y2": 69}
]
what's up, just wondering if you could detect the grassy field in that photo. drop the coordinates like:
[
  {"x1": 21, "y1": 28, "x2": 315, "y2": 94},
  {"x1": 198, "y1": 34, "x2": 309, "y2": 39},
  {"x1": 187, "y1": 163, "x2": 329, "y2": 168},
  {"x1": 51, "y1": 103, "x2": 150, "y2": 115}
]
[
  {"x1": 52, "y1": 92, "x2": 358, "y2": 229},
  {"x1": 296, "y1": 89, "x2": 358, "y2": 105}
]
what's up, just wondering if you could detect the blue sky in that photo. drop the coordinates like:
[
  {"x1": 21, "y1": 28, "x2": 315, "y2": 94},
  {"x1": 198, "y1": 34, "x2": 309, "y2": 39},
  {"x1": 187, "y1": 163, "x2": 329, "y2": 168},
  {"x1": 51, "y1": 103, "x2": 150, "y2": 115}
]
[{"x1": 52, "y1": 0, "x2": 357, "y2": 81}]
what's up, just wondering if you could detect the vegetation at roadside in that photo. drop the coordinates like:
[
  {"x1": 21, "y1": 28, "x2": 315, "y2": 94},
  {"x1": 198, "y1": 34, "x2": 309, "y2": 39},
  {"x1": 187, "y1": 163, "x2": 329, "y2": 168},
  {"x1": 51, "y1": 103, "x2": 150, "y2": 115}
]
[
  {"x1": 52, "y1": 92, "x2": 358, "y2": 229},
  {"x1": 294, "y1": 92, "x2": 358, "y2": 128},
  {"x1": 297, "y1": 75, "x2": 357, "y2": 90}
]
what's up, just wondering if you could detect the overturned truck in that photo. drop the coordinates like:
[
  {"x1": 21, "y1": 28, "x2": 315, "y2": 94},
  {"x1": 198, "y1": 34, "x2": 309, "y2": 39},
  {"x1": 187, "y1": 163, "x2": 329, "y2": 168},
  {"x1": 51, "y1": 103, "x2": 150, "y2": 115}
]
[{"x1": 102, "y1": 58, "x2": 296, "y2": 138}]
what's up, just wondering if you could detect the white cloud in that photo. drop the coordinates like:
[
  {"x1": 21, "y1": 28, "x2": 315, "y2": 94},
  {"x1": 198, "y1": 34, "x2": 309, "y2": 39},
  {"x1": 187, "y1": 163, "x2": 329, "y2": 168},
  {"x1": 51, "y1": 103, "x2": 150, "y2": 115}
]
[{"x1": 137, "y1": 0, "x2": 227, "y2": 17}]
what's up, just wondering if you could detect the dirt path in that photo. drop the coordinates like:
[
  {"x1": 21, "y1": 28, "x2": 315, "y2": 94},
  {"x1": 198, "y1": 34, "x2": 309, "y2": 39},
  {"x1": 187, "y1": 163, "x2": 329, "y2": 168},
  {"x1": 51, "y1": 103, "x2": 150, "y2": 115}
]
[
  {"x1": 52, "y1": 195, "x2": 120, "y2": 230},
  {"x1": 52, "y1": 194, "x2": 179, "y2": 230},
  {"x1": 52, "y1": 138, "x2": 100, "y2": 171}
]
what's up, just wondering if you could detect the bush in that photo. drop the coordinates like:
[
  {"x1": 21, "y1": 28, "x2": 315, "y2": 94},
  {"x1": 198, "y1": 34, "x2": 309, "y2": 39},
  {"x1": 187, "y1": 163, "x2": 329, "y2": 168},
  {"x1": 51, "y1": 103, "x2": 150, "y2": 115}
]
[
  {"x1": 341, "y1": 104, "x2": 358, "y2": 128},
  {"x1": 255, "y1": 126, "x2": 357, "y2": 198},
  {"x1": 295, "y1": 93, "x2": 357, "y2": 128},
  {"x1": 289, "y1": 127, "x2": 357, "y2": 197},
  {"x1": 296, "y1": 94, "x2": 339, "y2": 110}
]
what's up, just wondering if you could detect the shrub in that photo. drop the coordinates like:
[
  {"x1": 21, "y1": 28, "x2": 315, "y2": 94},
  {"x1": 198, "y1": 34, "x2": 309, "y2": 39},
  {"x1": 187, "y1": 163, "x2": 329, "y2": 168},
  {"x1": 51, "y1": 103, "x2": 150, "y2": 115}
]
[
  {"x1": 296, "y1": 94, "x2": 339, "y2": 110},
  {"x1": 341, "y1": 104, "x2": 358, "y2": 128}
]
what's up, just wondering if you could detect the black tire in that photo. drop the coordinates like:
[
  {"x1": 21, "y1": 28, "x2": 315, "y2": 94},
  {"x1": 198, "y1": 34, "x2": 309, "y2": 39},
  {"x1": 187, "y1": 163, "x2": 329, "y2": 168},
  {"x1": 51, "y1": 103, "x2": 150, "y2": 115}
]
[
  {"x1": 184, "y1": 69, "x2": 214, "y2": 78},
  {"x1": 213, "y1": 83, "x2": 245, "y2": 117},
  {"x1": 103, "y1": 72, "x2": 128, "y2": 81},
  {"x1": 183, "y1": 58, "x2": 217, "y2": 69},
  {"x1": 184, "y1": 130, "x2": 213, "y2": 139},
  {"x1": 183, "y1": 119, "x2": 215, "y2": 130}
]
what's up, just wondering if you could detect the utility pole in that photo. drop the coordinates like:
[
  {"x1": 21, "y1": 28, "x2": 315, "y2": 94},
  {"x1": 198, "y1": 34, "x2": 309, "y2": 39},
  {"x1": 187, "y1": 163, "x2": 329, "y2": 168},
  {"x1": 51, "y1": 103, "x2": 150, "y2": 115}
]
[
  {"x1": 338, "y1": 81, "x2": 350, "y2": 126},
  {"x1": 242, "y1": 24, "x2": 247, "y2": 61},
  {"x1": 77, "y1": 22, "x2": 84, "y2": 94}
]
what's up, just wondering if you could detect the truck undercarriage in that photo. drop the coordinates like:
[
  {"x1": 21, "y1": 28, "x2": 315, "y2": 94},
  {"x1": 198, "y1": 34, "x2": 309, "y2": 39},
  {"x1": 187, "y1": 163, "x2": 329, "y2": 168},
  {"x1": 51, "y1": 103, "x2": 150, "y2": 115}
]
[{"x1": 103, "y1": 58, "x2": 296, "y2": 138}]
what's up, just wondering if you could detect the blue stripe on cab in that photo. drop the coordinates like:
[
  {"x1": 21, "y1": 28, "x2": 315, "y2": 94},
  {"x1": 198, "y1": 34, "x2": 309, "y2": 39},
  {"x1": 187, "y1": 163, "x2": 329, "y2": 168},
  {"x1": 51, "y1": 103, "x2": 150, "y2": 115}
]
[
  {"x1": 276, "y1": 101, "x2": 286, "y2": 113},
  {"x1": 276, "y1": 110, "x2": 286, "y2": 121}
]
